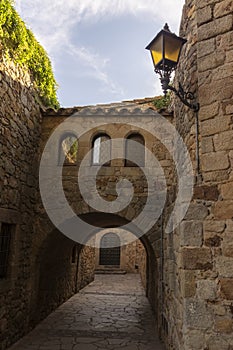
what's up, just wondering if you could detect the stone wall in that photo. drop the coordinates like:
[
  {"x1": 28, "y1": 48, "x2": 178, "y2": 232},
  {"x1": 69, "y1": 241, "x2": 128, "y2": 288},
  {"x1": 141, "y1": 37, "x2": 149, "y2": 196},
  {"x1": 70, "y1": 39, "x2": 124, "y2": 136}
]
[
  {"x1": 94, "y1": 229, "x2": 147, "y2": 278},
  {"x1": 0, "y1": 54, "x2": 96, "y2": 349},
  {"x1": 161, "y1": 0, "x2": 233, "y2": 349},
  {"x1": 136, "y1": 239, "x2": 147, "y2": 290},
  {"x1": 0, "y1": 53, "x2": 42, "y2": 350},
  {"x1": 77, "y1": 244, "x2": 96, "y2": 290}
]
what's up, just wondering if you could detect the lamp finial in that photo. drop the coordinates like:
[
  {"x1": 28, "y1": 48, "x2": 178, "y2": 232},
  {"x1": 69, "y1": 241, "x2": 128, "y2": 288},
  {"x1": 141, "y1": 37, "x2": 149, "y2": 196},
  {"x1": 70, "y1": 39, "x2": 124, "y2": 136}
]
[{"x1": 163, "y1": 23, "x2": 170, "y2": 32}]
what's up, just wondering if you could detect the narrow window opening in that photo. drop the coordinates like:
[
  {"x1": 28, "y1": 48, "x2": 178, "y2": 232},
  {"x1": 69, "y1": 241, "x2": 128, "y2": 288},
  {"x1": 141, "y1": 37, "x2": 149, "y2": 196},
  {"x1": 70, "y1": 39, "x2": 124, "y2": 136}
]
[
  {"x1": 60, "y1": 134, "x2": 78, "y2": 165},
  {"x1": 92, "y1": 134, "x2": 111, "y2": 166},
  {"x1": 0, "y1": 223, "x2": 13, "y2": 279},
  {"x1": 125, "y1": 133, "x2": 145, "y2": 167}
]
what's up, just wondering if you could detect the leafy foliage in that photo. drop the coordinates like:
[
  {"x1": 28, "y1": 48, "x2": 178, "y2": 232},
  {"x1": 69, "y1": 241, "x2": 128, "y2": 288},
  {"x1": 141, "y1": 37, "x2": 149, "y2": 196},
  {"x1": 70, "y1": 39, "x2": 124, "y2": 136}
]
[
  {"x1": 0, "y1": 0, "x2": 59, "y2": 109},
  {"x1": 153, "y1": 92, "x2": 171, "y2": 110},
  {"x1": 62, "y1": 136, "x2": 78, "y2": 164}
]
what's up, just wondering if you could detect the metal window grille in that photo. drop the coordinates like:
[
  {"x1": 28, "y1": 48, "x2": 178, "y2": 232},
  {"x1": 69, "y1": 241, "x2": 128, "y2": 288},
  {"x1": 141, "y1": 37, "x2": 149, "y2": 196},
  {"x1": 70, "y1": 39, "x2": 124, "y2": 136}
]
[
  {"x1": 99, "y1": 233, "x2": 121, "y2": 266},
  {"x1": 0, "y1": 223, "x2": 12, "y2": 278}
]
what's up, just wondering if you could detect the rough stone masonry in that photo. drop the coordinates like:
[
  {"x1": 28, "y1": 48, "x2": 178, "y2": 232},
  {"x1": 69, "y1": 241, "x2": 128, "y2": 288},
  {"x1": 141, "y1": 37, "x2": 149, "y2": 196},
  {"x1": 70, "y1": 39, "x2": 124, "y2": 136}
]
[{"x1": 0, "y1": 0, "x2": 233, "y2": 350}]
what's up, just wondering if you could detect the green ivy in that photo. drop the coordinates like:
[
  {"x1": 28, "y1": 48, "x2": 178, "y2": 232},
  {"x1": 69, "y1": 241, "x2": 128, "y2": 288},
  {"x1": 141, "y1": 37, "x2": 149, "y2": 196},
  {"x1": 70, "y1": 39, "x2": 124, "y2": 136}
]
[
  {"x1": 0, "y1": 0, "x2": 59, "y2": 109},
  {"x1": 153, "y1": 92, "x2": 171, "y2": 110}
]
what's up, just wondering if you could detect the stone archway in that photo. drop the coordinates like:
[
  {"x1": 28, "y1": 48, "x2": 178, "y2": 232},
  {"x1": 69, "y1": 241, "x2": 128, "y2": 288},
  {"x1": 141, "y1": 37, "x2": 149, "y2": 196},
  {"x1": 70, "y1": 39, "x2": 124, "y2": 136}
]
[
  {"x1": 31, "y1": 212, "x2": 160, "y2": 328},
  {"x1": 61, "y1": 212, "x2": 160, "y2": 317}
]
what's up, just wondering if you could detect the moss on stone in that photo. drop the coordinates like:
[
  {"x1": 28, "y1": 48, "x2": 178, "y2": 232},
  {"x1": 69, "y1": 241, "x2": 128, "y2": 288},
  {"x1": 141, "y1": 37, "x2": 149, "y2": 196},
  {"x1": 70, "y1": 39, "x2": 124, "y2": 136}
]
[{"x1": 0, "y1": 0, "x2": 59, "y2": 109}]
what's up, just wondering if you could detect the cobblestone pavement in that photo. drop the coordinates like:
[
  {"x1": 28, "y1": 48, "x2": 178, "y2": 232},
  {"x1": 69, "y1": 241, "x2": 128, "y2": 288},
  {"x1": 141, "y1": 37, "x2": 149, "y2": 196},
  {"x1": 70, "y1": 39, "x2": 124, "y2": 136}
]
[{"x1": 9, "y1": 274, "x2": 165, "y2": 350}]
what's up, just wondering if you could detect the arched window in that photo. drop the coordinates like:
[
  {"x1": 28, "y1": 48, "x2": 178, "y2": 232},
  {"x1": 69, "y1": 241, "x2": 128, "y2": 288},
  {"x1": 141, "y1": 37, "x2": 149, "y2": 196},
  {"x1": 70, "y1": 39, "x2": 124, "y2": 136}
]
[
  {"x1": 99, "y1": 233, "x2": 121, "y2": 266},
  {"x1": 125, "y1": 133, "x2": 145, "y2": 167},
  {"x1": 92, "y1": 134, "x2": 111, "y2": 166},
  {"x1": 60, "y1": 134, "x2": 78, "y2": 165}
]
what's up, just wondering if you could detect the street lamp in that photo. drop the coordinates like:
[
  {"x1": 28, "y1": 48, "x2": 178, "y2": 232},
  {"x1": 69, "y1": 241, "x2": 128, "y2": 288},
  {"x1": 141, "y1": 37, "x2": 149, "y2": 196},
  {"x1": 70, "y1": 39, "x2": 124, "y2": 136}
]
[{"x1": 146, "y1": 23, "x2": 199, "y2": 112}]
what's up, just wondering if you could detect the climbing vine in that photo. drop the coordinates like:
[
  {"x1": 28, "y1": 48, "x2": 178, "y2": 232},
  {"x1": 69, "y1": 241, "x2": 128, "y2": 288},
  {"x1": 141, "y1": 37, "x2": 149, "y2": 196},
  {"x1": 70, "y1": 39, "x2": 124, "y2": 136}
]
[
  {"x1": 0, "y1": 0, "x2": 59, "y2": 109},
  {"x1": 153, "y1": 92, "x2": 171, "y2": 110}
]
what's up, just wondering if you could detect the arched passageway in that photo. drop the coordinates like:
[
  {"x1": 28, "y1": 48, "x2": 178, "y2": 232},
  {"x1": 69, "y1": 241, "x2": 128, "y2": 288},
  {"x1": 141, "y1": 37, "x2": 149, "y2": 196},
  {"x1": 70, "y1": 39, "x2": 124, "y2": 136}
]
[{"x1": 22, "y1": 213, "x2": 163, "y2": 349}]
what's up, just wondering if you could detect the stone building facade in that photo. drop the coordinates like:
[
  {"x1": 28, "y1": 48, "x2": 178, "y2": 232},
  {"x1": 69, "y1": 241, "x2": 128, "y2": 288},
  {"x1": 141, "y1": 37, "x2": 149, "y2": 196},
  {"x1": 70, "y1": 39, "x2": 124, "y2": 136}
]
[
  {"x1": 0, "y1": 1, "x2": 233, "y2": 350},
  {"x1": 93, "y1": 228, "x2": 147, "y2": 288}
]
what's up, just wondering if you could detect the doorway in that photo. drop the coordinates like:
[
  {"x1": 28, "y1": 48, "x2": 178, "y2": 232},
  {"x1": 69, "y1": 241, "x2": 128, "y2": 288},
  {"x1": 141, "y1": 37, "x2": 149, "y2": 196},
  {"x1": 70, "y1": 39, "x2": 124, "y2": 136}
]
[{"x1": 99, "y1": 232, "x2": 121, "y2": 266}]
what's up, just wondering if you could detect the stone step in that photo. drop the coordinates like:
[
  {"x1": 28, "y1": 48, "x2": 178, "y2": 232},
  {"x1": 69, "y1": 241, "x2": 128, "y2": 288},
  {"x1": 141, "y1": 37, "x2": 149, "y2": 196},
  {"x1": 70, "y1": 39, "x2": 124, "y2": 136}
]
[{"x1": 95, "y1": 268, "x2": 127, "y2": 275}]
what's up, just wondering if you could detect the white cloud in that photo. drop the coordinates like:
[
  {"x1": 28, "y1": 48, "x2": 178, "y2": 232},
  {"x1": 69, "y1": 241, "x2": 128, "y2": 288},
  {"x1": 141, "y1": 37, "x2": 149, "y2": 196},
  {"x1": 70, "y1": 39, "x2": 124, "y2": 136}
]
[
  {"x1": 14, "y1": 0, "x2": 184, "y2": 105},
  {"x1": 67, "y1": 44, "x2": 125, "y2": 96},
  {"x1": 15, "y1": 0, "x2": 184, "y2": 51}
]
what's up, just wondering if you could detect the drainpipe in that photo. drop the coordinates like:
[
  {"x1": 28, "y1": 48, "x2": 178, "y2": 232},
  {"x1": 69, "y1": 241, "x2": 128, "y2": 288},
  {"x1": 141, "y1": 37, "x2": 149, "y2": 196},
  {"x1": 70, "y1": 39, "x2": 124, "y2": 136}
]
[
  {"x1": 160, "y1": 214, "x2": 164, "y2": 333},
  {"x1": 195, "y1": 109, "x2": 202, "y2": 183},
  {"x1": 74, "y1": 246, "x2": 81, "y2": 293}
]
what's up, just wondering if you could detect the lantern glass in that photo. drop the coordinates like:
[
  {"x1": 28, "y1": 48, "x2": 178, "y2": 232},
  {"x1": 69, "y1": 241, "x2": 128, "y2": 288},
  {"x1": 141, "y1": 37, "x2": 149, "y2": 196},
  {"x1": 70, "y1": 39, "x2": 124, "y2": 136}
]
[
  {"x1": 164, "y1": 35, "x2": 184, "y2": 63},
  {"x1": 149, "y1": 35, "x2": 163, "y2": 67}
]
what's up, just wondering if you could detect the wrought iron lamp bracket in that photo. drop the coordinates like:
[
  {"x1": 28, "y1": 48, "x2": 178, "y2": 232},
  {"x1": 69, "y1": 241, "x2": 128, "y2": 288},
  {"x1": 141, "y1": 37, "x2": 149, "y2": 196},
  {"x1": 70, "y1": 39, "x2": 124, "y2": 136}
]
[
  {"x1": 159, "y1": 72, "x2": 200, "y2": 112},
  {"x1": 168, "y1": 83, "x2": 200, "y2": 112}
]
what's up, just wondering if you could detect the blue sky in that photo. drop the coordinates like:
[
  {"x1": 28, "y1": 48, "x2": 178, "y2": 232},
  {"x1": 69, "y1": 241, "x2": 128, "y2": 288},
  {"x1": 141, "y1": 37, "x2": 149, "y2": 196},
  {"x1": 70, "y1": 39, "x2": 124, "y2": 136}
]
[{"x1": 15, "y1": 0, "x2": 185, "y2": 107}]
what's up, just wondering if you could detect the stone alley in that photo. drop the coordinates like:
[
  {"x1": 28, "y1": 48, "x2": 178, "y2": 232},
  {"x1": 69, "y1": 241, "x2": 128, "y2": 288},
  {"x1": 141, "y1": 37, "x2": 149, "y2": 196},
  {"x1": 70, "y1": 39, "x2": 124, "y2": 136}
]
[{"x1": 9, "y1": 274, "x2": 165, "y2": 350}]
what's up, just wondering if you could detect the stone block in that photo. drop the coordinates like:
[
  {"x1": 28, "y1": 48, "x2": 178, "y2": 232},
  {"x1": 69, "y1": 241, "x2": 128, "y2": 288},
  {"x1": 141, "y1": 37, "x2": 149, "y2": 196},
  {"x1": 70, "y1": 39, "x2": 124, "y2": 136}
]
[
  {"x1": 180, "y1": 247, "x2": 212, "y2": 270},
  {"x1": 230, "y1": 150, "x2": 233, "y2": 167},
  {"x1": 199, "y1": 79, "x2": 233, "y2": 105},
  {"x1": 197, "y1": 38, "x2": 216, "y2": 58},
  {"x1": 204, "y1": 220, "x2": 225, "y2": 233},
  {"x1": 214, "y1": 318, "x2": 233, "y2": 333},
  {"x1": 214, "y1": 0, "x2": 233, "y2": 19},
  {"x1": 201, "y1": 117, "x2": 231, "y2": 136},
  {"x1": 184, "y1": 299, "x2": 213, "y2": 329},
  {"x1": 198, "y1": 51, "x2": 225, "y2": 72},
  {"x1": 220, "y1": 278, "x2": 233, "y2": 299},
  {"x1": 222, "y1": 242, "x2": 233, "y2": 257},
  {"x1": 203, "y1": 169, "x2": 229, "y2": 183},
  {"x1": 198, "y1": 15, "x2": 233, "y2": 41},
  {"x1": 225, "y1": 100, "x2": 233, "y2": 114},
  {"x1": 193, "y1": 185, "x2": 219, "y2": 201},
  {"x1": 225, "y1": 219, "x2": 233, "y2": 232},
  {"x1": 213, "y1": 304, "x2": 226, "y2": 316},
  {"x1": 206, "y1": 335, "x2": 229, "y2": 350},
  {"x1": 197, "y1": 6, "x2": 212, "y2": 25},
  {"x1": 198, "y1": 102, "x2": 219, "y2": 121},
  {"x1": 213, "y1": 200, "x2": 233, "y2": 219},
  {"x1": 197, "y1": 280, "x2": 217, "y2": 300},
  {"x1": 221, "y1": 182, "x2": 233, "y2": 199},
  {"x1": 202, "y1": 152, "x2": 229, "y2": 171},
  {"x1": 180, "y1": 270, "x2": 196, "y2": 298},
  {"x1": 216, "y1": 31, "x2": 233, "y2": 50},
  {"x1": 215, "y1": 61, "x2": 233, "y2": 80},
  {"x1": 216, "y1": 257, "x2": 233, "y2": 277},
  {"x1": 179, "y1": 220, "x2": 203, "y2": 247},
  {"x1": 226, "y1": 49, "x2": 233, "y2": 63},
  {"x1": 184, "y1": 330, "x2": 206, "y2": 349},
  {"x1": 204, "y1": 233, "x2": 222, "y2": 247},
  {"x1": 196, "y1": 0, "x2": 221, "y2": 9},
  {"x1": 201, "y1": 137, "x2": 214, "y2": 154},
  {"x1": 185, "y1": 203, "x2": 209, "y2": 221},
  {"x1": 214, "y1": 131, "x2": 233, "y2": 151}
]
